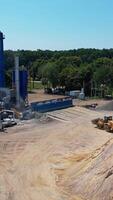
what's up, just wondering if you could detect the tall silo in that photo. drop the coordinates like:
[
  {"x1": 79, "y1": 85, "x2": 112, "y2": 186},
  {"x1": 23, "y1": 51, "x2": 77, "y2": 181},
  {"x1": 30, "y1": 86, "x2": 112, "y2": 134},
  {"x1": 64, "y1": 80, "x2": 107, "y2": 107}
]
[
  {"x1": 12, "y1": 69, "x2": 28, "y2": 102},
  {"x1": 0, "y1": 31, "x2": 5, "y2": 87},
  {"x1": 19, "y1": 70, "x2": 28, "y2": 101}
]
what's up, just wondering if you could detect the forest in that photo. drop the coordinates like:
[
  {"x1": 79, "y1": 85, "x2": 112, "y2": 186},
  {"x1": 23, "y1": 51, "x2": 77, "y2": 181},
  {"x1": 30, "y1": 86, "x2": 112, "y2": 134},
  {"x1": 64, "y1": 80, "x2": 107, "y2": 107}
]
[{"x1": 4, "y1": 48, "x2": 113, "y2": 96}]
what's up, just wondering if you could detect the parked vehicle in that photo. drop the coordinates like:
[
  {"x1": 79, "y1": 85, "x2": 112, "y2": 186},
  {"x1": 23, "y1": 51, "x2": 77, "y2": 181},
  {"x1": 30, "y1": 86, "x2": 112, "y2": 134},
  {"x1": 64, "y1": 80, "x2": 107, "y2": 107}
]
[{"x1": 0, "y1": 110, "x2": 17, "y2": 128}]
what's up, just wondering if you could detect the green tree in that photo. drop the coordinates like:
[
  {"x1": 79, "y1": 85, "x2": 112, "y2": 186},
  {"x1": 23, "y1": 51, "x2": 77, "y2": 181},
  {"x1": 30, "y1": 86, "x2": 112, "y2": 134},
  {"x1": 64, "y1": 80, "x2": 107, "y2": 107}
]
[
  {"x1": 41, "y1": 63, "x2": 60, "y2": 88},
  {"x1": 60, "y1": 66, "x2": 81, "y2": 91}
]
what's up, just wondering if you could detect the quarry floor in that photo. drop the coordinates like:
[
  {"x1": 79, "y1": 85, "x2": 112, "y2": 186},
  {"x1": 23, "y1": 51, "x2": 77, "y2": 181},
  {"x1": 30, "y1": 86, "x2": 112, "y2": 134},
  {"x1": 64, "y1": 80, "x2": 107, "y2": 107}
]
[
  {"x1": 28, "y1": 89, "x2": 66, "y2": 103},
  {"x1": 1, "y1": 101, "x2": 113, "y2": 200}
]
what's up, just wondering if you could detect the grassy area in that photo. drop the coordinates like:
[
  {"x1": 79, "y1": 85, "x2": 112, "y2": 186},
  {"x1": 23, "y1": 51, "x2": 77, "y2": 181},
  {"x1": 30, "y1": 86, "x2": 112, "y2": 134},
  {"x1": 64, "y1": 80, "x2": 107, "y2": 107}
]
[{"x1": 28, "y1": 81, "x2": 44, "y2": 91}]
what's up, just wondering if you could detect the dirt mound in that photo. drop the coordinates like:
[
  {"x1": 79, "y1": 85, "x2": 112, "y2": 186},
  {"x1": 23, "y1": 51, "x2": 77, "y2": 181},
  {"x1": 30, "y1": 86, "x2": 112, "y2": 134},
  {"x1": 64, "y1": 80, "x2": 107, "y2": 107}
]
[
  {"x1": 96, "y1": 100, "x2": 113, "y2": 111},
  {"x1": 0, "y1": 106, "x2": 113, "y2": 200}
]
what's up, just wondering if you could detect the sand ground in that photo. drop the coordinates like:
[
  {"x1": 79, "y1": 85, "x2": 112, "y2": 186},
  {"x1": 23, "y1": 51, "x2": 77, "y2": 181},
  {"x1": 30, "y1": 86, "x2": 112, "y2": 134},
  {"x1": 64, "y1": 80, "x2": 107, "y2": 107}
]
[
  {"x1": 28, "y1": 89, "x2": 66, "y2": 103},
  {"x1": 0, "y1": 102, "x2": 113, "y2": 200}
]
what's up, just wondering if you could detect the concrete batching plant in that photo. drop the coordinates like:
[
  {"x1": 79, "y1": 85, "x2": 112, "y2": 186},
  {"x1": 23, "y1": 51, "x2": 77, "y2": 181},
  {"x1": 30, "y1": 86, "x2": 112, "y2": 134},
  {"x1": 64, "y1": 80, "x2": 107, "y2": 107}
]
[{"x1": 0, "y1": 31, "x2": 28, "y2": 109}]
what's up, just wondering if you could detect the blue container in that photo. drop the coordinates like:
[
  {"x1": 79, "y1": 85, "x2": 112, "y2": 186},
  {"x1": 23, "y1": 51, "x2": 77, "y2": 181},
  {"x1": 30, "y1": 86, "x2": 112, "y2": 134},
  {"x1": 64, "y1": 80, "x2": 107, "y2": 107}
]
[
  {"x1": 13, "y1": 70, "x2": 28, "y2": 101},
  {"x1": 0, "y1": 31, "x2": 5, "y2": 87},
  {"x1": 31, "y1": 97, "x2": 73, "y2": 113}
]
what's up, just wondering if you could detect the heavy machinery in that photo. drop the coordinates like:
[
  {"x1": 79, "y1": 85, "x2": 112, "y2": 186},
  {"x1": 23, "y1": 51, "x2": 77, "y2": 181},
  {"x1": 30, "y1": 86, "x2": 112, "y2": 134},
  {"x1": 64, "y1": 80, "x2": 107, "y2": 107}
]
[
  {"x1": 0, "y1": 110, "x2": 17, "y2": 128},
  {"x1": 97, "y1": 119, "x2": 105, "y2": 129},
  {"x1": 104, "y1": 121, "x2": 113, "y2": 132},
  {"x1": 92, "y1": 118, "x2": 101, "y2": 125},
  {"x1": 92, "y1": 116, "x2": 112, "y2": 130}
]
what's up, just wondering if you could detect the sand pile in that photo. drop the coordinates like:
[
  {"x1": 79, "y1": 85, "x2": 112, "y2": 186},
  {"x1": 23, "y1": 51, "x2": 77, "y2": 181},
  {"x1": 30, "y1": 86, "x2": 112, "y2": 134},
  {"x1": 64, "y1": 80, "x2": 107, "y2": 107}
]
[{"x1": 0, "y1": 106, "x2": 113, "y2": 200}]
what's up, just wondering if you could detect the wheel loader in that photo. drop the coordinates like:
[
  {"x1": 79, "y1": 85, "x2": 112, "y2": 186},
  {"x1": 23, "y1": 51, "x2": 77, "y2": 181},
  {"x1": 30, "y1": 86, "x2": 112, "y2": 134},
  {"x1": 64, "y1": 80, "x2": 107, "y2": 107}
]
[
  {"x1": 92, "y1": 116, "x2": 112, "y2": 130},
  {"x1": 104, "y1": 120, "x2": 113, "y2": 132}
]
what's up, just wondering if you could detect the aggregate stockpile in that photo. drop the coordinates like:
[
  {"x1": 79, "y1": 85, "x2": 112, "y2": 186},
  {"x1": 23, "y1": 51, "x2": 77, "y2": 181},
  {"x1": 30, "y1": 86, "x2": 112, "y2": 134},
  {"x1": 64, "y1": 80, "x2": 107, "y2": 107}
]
[{"x1": 1, "y1": 104, "x2": 113, "y2": 200}]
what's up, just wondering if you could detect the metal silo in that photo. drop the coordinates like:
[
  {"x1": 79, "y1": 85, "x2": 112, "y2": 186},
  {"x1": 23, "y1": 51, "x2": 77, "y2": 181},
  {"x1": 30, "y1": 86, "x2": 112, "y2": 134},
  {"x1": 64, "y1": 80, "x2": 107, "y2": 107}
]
[
  {"x1": 0, "y1": 31, "x2": 5, "y2": 87},
  {"x1": 12, "y1": 70, "x2": 28, "y2": 101},
  {"x1": 19, "y1": 70, "x2": 28, "y2": 101}
]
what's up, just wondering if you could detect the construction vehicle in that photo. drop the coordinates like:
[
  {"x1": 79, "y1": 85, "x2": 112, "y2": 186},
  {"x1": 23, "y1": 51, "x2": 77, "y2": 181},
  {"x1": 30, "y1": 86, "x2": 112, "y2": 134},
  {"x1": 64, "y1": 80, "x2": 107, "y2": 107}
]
[
  {"x1": 0, "y1": 110, "x2": 17, "y2": 128},
  {"x1": 104, "y1": 120, "x2": 113, "y2": 132},
  {"x1": 92, "y1": 118, "x2": 101, "y2": 125},
  {"x1": 92, "y1": 116, "x2": 112, "y2": 129},
  {"x1": 97, "y1": 119, "x2": 105, "y2": 129}
]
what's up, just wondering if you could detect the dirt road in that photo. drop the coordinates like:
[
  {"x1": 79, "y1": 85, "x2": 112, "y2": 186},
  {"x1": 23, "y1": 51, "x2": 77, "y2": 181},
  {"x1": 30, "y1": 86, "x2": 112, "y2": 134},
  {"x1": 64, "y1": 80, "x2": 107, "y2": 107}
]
[
  {"x1": 0, "y1": 106, "x2": 113, "y2": 200},
  {"x1": 28, "y1": 89, "x2": 65, "y2": 103}
]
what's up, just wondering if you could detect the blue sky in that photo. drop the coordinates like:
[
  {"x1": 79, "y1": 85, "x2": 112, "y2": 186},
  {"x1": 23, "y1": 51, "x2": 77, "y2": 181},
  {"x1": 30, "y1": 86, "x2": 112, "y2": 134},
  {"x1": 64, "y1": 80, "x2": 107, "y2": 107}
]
[{"x1": 0, "y1": 0, "x2": 113, "y2": 50}]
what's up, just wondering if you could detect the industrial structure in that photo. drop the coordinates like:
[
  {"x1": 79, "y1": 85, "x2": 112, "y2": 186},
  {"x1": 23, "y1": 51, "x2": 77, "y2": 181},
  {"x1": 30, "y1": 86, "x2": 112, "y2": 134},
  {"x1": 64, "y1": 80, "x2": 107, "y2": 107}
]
[
  {"x1": 0, "y1": 31, "x2": 73, "y2": 121},
  {"x1": 0, "y1": 31, "x2": 5, "y2": 87},
  {"x1": 12, "y1": 56, "x2": 28, "y2": 107},
  {"x1": 0, "y1": 31, "x2": 28, "y2": 110}
]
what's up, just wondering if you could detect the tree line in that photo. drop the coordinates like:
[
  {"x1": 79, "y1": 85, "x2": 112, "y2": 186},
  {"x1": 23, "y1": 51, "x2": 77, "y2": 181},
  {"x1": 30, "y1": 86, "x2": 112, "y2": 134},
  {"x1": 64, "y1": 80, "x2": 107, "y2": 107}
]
[{"x1": 4, "y1": 48, "x2": 113, "y2": 96}]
